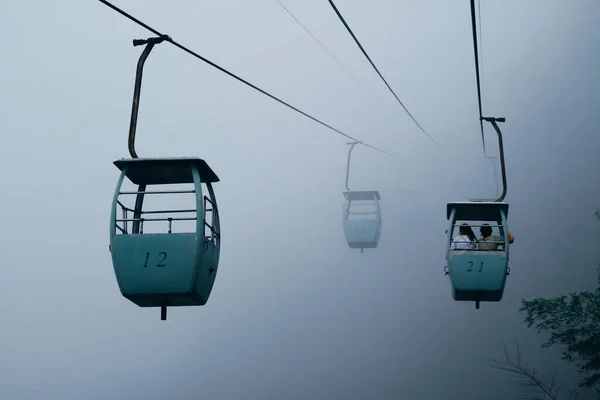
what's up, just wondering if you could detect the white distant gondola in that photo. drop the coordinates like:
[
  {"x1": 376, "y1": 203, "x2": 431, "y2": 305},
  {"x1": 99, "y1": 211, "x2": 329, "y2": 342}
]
[{"x1": 341, "y1": 142, "x2": 382, "y2": 253}]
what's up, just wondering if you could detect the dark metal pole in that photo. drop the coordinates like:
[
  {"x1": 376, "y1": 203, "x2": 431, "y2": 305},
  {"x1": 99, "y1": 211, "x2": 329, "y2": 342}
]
[
  {"x1": 127, "y1": 35, "x2": 169, "y2": 234},
  {"x1": 482, "y1": 117, "x2": 507, "y2": 202},
  {"x1": 128, "y1": 35, "x2": 170, "y2": 159},
  {"x1": 345, "y1": 141, "x2": 358, "y2": 191}
]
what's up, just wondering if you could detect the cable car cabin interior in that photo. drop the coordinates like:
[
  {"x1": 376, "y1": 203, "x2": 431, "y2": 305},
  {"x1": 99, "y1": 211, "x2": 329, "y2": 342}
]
[
  {"x1": 445, "y1": 202, "x2": 510, "y2": 309},
  {"x1": 342, "y1": 190, "x2": 381, "y2": 251},
  {"x1": 109, "y1": 157, "x2": 221, "y2": 320}
]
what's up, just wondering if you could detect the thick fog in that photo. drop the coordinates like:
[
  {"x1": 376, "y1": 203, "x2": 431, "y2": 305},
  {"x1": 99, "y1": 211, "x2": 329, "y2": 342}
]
[{"x1": 0, "y1": 0, "x2": 599, "y2": 399}]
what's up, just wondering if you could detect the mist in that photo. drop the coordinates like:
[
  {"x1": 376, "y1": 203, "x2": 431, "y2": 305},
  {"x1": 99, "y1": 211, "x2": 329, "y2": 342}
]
[{"x1": 0, "y1": 0, "x2": 599, "y2": 399}]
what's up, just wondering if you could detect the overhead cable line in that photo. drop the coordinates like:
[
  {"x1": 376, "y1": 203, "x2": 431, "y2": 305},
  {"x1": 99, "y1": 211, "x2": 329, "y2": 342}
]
[
  {"x1": 326, "y1": 0, "x2": 441, "y2": 148},
  {"x1": 275, "y1": 0, "x2": 366, "y2": 88},
  {"x1": 97, "y1": 0, "x2": 402, "y2": 160},
  {"x1": 477, "y1": 0, "x2": 494, "y2": 163},
  {"x1": 470, "y1": 0, "x2": 487, "y2": 156},
  {"x1": 475, "y1": 0, "x2": 500, "y2": 197},
  {"x1": 477, "y1": 0, "x2": 485, "y2": 111},
  {"x1": 478, "y1": 0, "x2": 483, "y2": 73},
  {"x1": 477, "y1": 1, "x2": 494, "y2": 168},
  {"x1": 489, "y1": 156, "x2": 500, "y2": 197}
]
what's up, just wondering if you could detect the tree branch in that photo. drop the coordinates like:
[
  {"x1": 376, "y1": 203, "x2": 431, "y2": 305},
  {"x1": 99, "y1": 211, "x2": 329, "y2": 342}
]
[{"x1": 489, "y1": 340, "x2": 561, "y2": 400}]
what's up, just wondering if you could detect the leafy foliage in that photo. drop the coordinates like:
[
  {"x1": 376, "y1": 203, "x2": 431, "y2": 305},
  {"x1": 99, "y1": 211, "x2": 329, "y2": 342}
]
[
  {"x1": 519, "y1": 284, "x2": 600, "y2": 390},
  {"x1": 491, "y1": 215, "x2": 600, "y2": 398}
]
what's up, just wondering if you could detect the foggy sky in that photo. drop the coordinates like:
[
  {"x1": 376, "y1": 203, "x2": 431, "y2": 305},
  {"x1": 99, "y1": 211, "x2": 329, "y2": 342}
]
[{"x1": 1, "y1": 0, "x2": 599, "y2": 399}]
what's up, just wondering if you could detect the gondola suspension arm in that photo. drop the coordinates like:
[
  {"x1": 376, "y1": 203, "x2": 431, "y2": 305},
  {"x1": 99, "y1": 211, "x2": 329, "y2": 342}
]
[
  {"x1": 481, "y1": 117, "x2": 507, "y2": 202},
  {"x1": 128, "y1": 35, "x2": 170, "y2": 159},
  {"x1": 345, "y1": 141, "x2": 359, "y2": 191}
]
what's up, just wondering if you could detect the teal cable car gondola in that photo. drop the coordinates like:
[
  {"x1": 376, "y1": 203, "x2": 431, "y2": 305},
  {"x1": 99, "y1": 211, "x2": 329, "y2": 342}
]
[
  {"x1": 108, "y1": 36, "x2": 221, "y2": 321},
  {"x1": 444, "y1": 117, "x2": 513, "y2": 309},
  {"x1": 342, "y1": 142, "x2": 382, "y2": 252}
]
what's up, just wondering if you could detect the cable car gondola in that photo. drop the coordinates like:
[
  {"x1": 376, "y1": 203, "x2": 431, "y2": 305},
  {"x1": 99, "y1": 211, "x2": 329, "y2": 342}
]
[
  {"x1": 342, "y1": 142, "x2": 382, "y2": 252},
  {"x1": 108, "y1": 36, "x2": 221, "y2": 321},
  {"x1": 444, "y1": 117, "x2": 513, "y2": 309}
]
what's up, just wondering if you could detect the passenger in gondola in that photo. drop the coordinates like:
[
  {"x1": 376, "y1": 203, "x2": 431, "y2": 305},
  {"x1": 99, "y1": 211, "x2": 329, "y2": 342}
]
[
  {"x1": 478, "y1": 223, "x2": 514, "y2": 250},
  {"x1": 451, "y1": 223, "x2": 477, "y2": 250}
]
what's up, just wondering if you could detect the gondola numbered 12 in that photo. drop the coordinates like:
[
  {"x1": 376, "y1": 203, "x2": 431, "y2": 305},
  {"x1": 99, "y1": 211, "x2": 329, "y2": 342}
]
[{"x1": 108, "y1": 36, "x2": 222, "y2": 321}]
